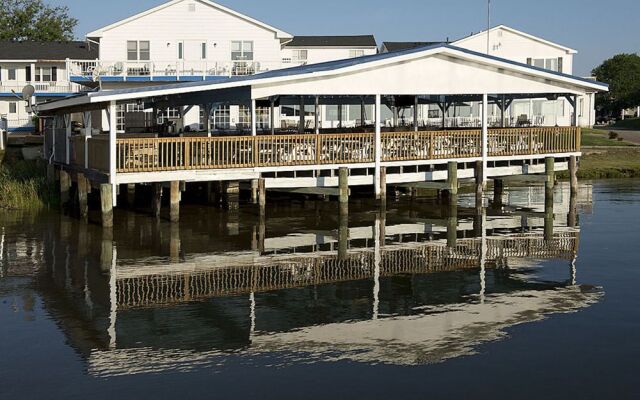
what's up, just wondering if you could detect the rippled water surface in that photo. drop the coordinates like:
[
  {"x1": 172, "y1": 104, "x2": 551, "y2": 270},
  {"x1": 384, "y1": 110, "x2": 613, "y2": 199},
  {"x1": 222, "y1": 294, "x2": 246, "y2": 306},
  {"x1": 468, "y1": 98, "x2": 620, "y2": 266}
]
[{"x1": 1, "y1": 181, "x2": 639, "y2": 399}]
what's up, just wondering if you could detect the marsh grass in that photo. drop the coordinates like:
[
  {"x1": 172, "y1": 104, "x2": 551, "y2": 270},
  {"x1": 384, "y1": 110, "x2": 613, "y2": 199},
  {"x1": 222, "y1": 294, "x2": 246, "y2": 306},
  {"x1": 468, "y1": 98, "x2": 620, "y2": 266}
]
[{"x1": 0, "y1": 150, "x2": 58, "y2": 210}]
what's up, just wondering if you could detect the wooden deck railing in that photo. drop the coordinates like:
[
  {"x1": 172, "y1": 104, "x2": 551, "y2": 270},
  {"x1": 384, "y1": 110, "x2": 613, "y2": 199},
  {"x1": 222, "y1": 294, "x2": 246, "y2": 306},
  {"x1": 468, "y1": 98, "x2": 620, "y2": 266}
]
[{"x1": 107, "y1": 127, "x2": 579, "y2": 173}]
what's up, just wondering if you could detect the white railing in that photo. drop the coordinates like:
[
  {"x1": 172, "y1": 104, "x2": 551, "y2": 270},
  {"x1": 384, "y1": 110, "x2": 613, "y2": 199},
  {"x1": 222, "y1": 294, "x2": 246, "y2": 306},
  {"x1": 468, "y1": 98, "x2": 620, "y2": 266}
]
[
  {"x1": 66, "y1": 59, "x2": 287, "y2": 79},
  {"x1": 0, "y1": 81, "x2": 78, "y2": 94},
  {"x1": 2, "y1": 117, "x2": 34, "y2": 129}
]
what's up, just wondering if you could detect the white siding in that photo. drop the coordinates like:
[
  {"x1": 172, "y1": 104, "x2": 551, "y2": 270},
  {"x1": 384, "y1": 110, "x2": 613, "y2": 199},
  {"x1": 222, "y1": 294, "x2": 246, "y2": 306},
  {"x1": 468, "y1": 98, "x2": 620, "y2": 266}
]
[
  {"x1": 454, "y1": 27, "x2": 574, "y2": 74},
  {"x1": 96, "y1": 0, "x2": 283, "y2": 69}
]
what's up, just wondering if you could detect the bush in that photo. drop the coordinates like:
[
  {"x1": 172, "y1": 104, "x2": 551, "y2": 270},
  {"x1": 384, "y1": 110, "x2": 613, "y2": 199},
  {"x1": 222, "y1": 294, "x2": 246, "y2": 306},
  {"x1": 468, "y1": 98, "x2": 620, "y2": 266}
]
[
  {"x1": 609, "y1": 131, "x2": 619, "y2": 139},
  {"x1": 0, "y1": 158, "x2": 58, "y2": 210}
]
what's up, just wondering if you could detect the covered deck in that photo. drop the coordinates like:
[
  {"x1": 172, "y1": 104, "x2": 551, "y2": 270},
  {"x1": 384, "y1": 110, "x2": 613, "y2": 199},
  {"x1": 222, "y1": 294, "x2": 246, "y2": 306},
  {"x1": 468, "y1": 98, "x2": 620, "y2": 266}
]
[{"x1": 39, "y1": 44, "x2": 606, "y2": 225}]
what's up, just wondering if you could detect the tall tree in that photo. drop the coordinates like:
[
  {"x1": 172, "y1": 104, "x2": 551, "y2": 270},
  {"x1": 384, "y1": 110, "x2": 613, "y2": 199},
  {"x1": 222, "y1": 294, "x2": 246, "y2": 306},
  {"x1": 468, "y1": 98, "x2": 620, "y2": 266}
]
[
  {"x1": 592, "y1": 53, "x2": 640, "y2": 115},
  {"x1": 0, "y1": 0, "x2": 77, "y2": 41}
]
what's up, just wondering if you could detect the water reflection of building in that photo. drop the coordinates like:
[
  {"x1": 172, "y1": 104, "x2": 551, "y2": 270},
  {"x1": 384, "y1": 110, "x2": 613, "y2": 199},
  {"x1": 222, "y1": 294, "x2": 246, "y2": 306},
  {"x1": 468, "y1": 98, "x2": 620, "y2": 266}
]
[{"x1": 0, "y1": 184, "x2": 601, "y2": 376}]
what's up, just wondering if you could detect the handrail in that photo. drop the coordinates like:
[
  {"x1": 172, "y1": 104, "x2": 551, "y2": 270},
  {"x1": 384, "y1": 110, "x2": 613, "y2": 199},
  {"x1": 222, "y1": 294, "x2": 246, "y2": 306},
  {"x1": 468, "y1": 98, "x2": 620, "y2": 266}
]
[{"x1": 112, "y1": 127, "x2": 580, "y2": 173}]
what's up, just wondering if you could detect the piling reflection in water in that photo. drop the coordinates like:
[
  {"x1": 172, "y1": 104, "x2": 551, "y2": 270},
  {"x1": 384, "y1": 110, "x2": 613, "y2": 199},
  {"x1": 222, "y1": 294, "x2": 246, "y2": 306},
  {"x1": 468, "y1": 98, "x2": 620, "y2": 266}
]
[{"x1": 0, "y1": 183, "x2": 601, "y2": 377}]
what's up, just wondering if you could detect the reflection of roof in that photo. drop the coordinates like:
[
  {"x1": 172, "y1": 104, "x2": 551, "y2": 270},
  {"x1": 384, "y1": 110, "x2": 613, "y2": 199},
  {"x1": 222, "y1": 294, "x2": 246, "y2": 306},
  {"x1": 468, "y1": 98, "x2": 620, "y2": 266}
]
[
  {"x1": 287, "y1": 35, "x2": 377, "y2": 48},
  {"x1": 87, "y1": 285, "x2": 602, "y2": 376}
]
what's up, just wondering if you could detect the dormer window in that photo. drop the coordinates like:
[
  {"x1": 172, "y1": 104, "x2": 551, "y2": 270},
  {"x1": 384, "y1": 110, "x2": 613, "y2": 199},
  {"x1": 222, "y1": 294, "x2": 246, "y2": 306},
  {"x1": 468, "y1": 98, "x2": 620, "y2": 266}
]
[{"x1": 188, "y1": 3, "x2": 196, "y2": 12}]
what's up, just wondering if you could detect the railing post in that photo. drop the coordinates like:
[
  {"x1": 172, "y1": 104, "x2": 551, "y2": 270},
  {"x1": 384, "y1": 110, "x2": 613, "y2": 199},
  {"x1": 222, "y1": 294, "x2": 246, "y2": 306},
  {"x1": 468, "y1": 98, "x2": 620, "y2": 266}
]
[
  {"x1": 253, "y1": 135, "x2": 259, "y2": 167},
  {"x1": 184, "y1": 138, "x2": 191, "y2": 169},
  {"x1": 576, "y1": 127, "x2": 581, "y2": 151}
]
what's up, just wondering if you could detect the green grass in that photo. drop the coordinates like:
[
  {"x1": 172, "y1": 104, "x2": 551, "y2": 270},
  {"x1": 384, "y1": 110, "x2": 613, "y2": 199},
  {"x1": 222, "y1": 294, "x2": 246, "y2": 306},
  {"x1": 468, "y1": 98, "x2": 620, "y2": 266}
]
[
  {"x1": 612, "y1": 118, "x2": 640, "y2": 130},
  {"x1": 581, "y1": 128, "x2": 637, "y2": 147},
  {"x1": 0, "y1": 151, "x2": 58, "y2": 210},
  {"x1": 559, "y1": 147, "x2": 640, "y2": 179}
]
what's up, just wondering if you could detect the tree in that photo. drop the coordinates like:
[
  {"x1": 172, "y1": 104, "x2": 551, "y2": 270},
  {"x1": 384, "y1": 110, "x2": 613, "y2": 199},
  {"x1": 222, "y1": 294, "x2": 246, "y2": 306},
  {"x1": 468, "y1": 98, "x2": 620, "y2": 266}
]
[
  {"x1": 0, "y1": 0, "x2": 77, "y2": 41},
  {"x1": 592, "y1": 53, "x2": 640, "y2": 116}
]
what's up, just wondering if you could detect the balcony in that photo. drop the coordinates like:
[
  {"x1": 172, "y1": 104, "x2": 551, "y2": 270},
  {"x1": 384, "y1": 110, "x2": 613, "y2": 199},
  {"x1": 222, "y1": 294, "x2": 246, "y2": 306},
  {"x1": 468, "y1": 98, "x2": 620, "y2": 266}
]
[
  {"x1": 67, "y1": 59, "x2": 288, "y2": 82},
  {"x1": 0, "y1": 81, "x2": 79, "y2": 96}
]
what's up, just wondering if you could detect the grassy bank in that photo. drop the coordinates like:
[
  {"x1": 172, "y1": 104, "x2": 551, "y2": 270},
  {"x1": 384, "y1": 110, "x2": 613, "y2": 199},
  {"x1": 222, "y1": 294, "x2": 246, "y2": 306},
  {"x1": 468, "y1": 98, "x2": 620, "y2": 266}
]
[
  {"x1": 0, "y1": 149, "x2": 58, "y2": 210},
  {"x1": 581, "y1": 128, "x2": 637, "y2": 147},
  {"x1": 559, "y1": 147, "x2": 640, "y2": 179}
]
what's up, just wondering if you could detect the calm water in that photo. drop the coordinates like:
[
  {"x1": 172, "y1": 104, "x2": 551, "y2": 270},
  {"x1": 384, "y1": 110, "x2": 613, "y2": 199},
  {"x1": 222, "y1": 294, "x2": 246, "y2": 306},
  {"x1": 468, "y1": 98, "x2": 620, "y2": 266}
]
[{"x1": 1, "y1": 181, "x2": 639, "y2": 399}]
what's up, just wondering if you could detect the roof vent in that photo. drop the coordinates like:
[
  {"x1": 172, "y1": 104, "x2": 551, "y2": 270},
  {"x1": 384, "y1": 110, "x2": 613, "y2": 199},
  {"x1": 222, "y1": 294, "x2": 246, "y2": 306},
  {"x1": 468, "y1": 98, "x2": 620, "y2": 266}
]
[{"x1": 188, "y1": 3, "x2": 196, "y2": 12}]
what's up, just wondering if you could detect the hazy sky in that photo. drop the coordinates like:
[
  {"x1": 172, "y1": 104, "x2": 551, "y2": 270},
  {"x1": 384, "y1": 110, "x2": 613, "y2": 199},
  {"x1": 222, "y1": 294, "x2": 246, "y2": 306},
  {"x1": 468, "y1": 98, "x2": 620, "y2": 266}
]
[{"x1": 50, "y1": 0, "x2": 639, "y2": 76}]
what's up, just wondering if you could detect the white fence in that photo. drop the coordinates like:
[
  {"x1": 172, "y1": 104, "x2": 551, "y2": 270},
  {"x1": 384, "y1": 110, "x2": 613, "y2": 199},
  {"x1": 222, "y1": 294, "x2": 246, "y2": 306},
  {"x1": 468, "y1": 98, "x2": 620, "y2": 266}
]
[{"x1": 0, "y1": 82, "x2": 78, "y2": 94}]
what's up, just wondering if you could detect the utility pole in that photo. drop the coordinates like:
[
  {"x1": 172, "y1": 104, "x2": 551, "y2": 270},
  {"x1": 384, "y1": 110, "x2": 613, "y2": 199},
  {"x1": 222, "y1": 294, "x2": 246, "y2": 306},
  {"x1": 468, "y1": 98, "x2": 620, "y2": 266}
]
[{"x1": 486, "y1": 0, "x2": 491, "y2": 54}]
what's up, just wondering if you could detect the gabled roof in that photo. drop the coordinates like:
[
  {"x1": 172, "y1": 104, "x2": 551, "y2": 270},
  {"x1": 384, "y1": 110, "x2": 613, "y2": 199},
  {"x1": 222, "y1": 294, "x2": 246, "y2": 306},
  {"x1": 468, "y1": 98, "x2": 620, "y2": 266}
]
[
  {"x1": 39, "y1": 43, "x2": 608, "y2": 112},
  {"x1": 86, "y1": 0, "x2": 292, "y2": 39},
  {"x1": 453, "y1": 25, "x2": 578, "y2": 54},
  {"x1": 381, "y1": 41, "x2": 446, "y2": 53},
  {"x1": 285, "y1": 35, "x2": 377, "y2": 48},
  {"x1": 0, "y1": 41, "x2": 98, "y2": 61}
]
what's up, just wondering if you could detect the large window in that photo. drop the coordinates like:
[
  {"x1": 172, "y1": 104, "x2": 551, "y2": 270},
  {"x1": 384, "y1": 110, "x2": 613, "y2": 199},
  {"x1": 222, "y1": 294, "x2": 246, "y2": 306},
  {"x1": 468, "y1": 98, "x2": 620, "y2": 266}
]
[
  {"x1": 9, "y1": 102, "x2": 17, "y2": 114},
  {"x1": 231, "y1": 41, "x2": 253, "y2": 60},
  {"x1": 214, "y1": 105, "x2": 230, "y2": 129},
  {"x1": 127, "y1": 41, "x2": 150, "y2": 61},
  {"x1": 530, "y1": 57, "x2": 561, "y2": 72},
  {"x1": 238, "y1": 105, "x2": 251, "y2": 128},
  {"x1": 349, "y1": 50, "x2": 365, "y2": 58},
  {"x1": 292, "y1": 49, "x2": 308, "y2": 63},
  {"x1": 8, "y1": 68, "x2": 16, "y2": 80},
  {"x1": 34, "y1": 67, "x2": 56, "y2": 82}
]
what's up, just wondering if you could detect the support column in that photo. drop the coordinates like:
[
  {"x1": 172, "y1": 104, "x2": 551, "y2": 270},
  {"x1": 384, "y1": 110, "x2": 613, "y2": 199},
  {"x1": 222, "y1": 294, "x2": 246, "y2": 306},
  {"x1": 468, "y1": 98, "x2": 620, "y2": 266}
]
[
  {"x1": 251, "y1": 99, "x2": 257, "y2": 137},
  {"x1": 361, "y1": 97, "x2": 366, "y2": 128},
  {"x1": 500, "y1": 95, "x2": 506, "y2": 128},
  {"x1": 270, "y1": 98, "x2": 276, "y2": 135},
  {"x1": 481, "y1": 94, "x2": 489, "y2": 185},
  {"x1": 299, "y1": 96, "x2": 305, "y2": 134},
  {"x1": 64, "y1": 114, "x2": 71, "y2": 165},
  {"x1": 338, "y1": 202, "x2": 349, "y2": 261},
  {"x1": 568, "y1": 188, "x2": 578, "y2": 228},
  {"x1": 78, "y1": 174, "x2": 89, "y2": 220},
  {"x1": 59, "y1": 170, "x2": 71, "y2": 207},
  {"x1": 374, "y1": 94, "x2": 382, "y2": 199},
  {"x1": 126, "y1": 184, "x2": 136, "y2": 207},
  {"x1": 446, "y1": 197, "x2": 458, "y2": 248},
  {"x1": 569, "y1": 155, "x2": 578, "y2": 195},
  {"x1": 152, "y1": 183, "x2": 162, "y2": 218},
  {"x1": 379, "y1": 166, "x2": 387, "y2": 200},
  {"x1": 108, "y1": 101, "x2": 117, "y2": 206},
  {"x1": 314, "y1": 96, "x2": 320, "y2": 134},
  {"x1": 475, "y1": 160, "x2": 484, "y2": 209},
  {"x1": 83, "y1": 111, "x2": 92, "y2": 169},
  {"x1": 170, "y1": 181, "x2": 180, "y2": 223},
  {"x1": 493, "y1": 179, "x2": 504, "y2": 207},
  {"x1": 447, "y1": 161, "x2": 458, "y2": 197},
  {"x1": 339, "y1": 167, "x2": 349, "y2": 205},
  {"x1": 100, "y1": 184, "x2": 114, "y2": 228},
  {"x1": 414, "y1": 95, "x2": 419, "y2": 132},
  {"x1": 545, "y1": 157, "x2": 555, "y2": 191},
  {"x1": 206, "y1": 104, "x2": 213, "y2": 137},
  {"x1": 258, "y1": 178, "x2": 266, "y2": 209},
  {"x1": 544, "y1": 184, "x2": 554, "y2": 241},
  {"x1": 251, "y1": 179, "x2": 259, "y2": 204}
]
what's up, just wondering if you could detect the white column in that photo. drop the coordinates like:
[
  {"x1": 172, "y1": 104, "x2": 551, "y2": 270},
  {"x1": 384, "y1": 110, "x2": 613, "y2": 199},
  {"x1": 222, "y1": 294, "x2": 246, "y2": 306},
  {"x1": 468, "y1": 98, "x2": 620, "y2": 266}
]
[
  {"x1": 482, "y1": 94, "x2": 488, "y2": 184},
  {"x1": 251, "y1": 99, "x2": 257, "y2": 137},
  {"x1": 414, "y1": 95, "x2": 419, "y2": 132},
  {"x1": 374, "y1": 94, "x2": 382, "y2": 199},
  {"x1": 270, "y1": 98, "x2": 275, "y2": 135},
  {"x1": 83, "y1": 111, "x2": 92, "y2": 169},
  {"x1": 314, "y1": 95, "x2": 320, "y2": 134},
  {"x1": 108, "y1": 101, "x2": 117, "y2": 205},
  {"x1": 64, "y1": 114, "x2": 71, "y2": 165},
  {"x1": 206, "y1": 104, "x2": 213, "y2": 137}
]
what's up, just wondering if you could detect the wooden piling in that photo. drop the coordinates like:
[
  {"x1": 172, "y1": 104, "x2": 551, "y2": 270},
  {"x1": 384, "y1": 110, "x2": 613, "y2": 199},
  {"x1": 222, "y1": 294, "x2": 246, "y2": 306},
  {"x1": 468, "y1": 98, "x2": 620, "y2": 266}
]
[
  {"x1": 447, "y1": 161, "x2": 458, "y2": 196},
  {"x1": 569, "y1": 155, "x2": 578, "y2": 194},
  {"x1": 251, "y1": 179, "x2": 259, "y2": 204},
  {"x1": 475, "y1": 160, "x2": 483, "y2": 209},
  {"x1": 339, "y1": 167, "x2": 349, "y2": 205},
  {"x1": 126, "y1": 183, "x2": 136, "y2": 207},
  {"x1": 493, "y1": 179, "x2": 504, "y2": 207},
  {"x1": 544, "y1": 185, "x2": 554, "y2": 241},
  {"x1": 77, "y1": 174, "x2": 89, "y2": 220},
  {"x1": 379, "y1": 166, "x2": 387, "y2": 200},
  {"x1": 100, "y1": 184, "x2": 114, "y2": 228},
  {"x1": 258, "y1": 178, "x2": 266, "y2": 208},
  {"x1": 170, "y1": 181, "x2": 180, "y2": 223},
  {"x1": 545, "y1": 157, "x2": 555, "y2": 191},
  {"x1": 60, "y1": 170, "x2": 71, "y2": 207}
]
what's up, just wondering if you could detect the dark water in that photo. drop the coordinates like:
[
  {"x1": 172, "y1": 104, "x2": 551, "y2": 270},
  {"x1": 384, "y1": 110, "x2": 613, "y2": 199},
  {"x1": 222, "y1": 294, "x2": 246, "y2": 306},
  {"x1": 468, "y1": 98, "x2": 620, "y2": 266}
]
[{"x1": 1, "y1": 181, "x2": 639, "y2": 399}]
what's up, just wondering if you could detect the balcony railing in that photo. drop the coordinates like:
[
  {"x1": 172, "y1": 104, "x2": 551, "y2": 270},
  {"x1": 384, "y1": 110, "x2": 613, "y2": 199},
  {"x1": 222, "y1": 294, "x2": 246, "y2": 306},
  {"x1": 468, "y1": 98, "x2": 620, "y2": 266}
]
[
  {"x1": 0, "y1": 81, "x2": 78, "y2": 94},
  {"x1": 66, "y1": 59, "x2": 287, "y2": 79}
]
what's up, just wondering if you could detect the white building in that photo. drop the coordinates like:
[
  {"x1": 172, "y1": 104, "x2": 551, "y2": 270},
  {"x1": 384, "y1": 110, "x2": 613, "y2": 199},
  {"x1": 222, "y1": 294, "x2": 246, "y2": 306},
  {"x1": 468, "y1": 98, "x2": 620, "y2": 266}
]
[{"x1": 0, "y1": 41, "x2": 97, "y2": 132}]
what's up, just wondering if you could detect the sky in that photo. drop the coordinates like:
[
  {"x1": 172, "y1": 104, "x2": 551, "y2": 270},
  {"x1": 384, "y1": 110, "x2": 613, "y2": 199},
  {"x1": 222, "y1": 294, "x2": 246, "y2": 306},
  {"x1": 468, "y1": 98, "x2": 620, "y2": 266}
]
[{"x1": 49, "y1": 0, "x2": 640, "y2": 76}]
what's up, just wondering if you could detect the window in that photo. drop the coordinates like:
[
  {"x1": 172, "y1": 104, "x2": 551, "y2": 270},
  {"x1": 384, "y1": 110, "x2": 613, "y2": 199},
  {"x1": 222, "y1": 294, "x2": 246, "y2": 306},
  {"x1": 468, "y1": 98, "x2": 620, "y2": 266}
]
[
  {"x1": 257, "y1": 107, "x2": 270, "y2": 129},
  {"x1": 126, "y1": 103, "x2": 150, "y2": 113},
  {"x1": 578, "y1": 98, "x2": 584, "y2": 118},
  {"x1": 8, "y1": 68, "x2": 16, "y2": 80},
  {"x1": 116, "y1": 104, "x2": 125, "y2": 131},
  {"x1": 35, "y1": 67, "x2": 53, "y2": 82},
  {"x1": 531, "y1": 58, "x2": 560, "y2": 72},
  {"x1": 231, "y1": 41, "x2": 253, "y2": 60},
  {"x1": 292, "y1": 49, "x2": 308, "y2": 62},
  {"x1": 214, "y1": 105, "x2": 230, "y2": 129},
  {"x1": 201, "y1": 42, "x2": 207, "y2": 60},
  {"x1": 238, "y1": 105, "x2": 251, "y2": 128},
  {"x1": 9, "y1": 102, "x2": 17, "y2": 114},
  {"x1": 139, "y1": 41, "x2": 150, "y2": 61},
  {"x1": 178, "y1": 42, "x2": 184, "y2": 60},
  {"x1": 127, "y1": 41, "x2": 150, "y2": 61},
  {"x1": 349, "y1": 50, "x2": 365, "y2": 58},
  {"x1": 127, "y1": 41, "x2": 138, "y2": 61},
  {"x1": 188, "y1": 3, "x2": 196, "y2": 11}
]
